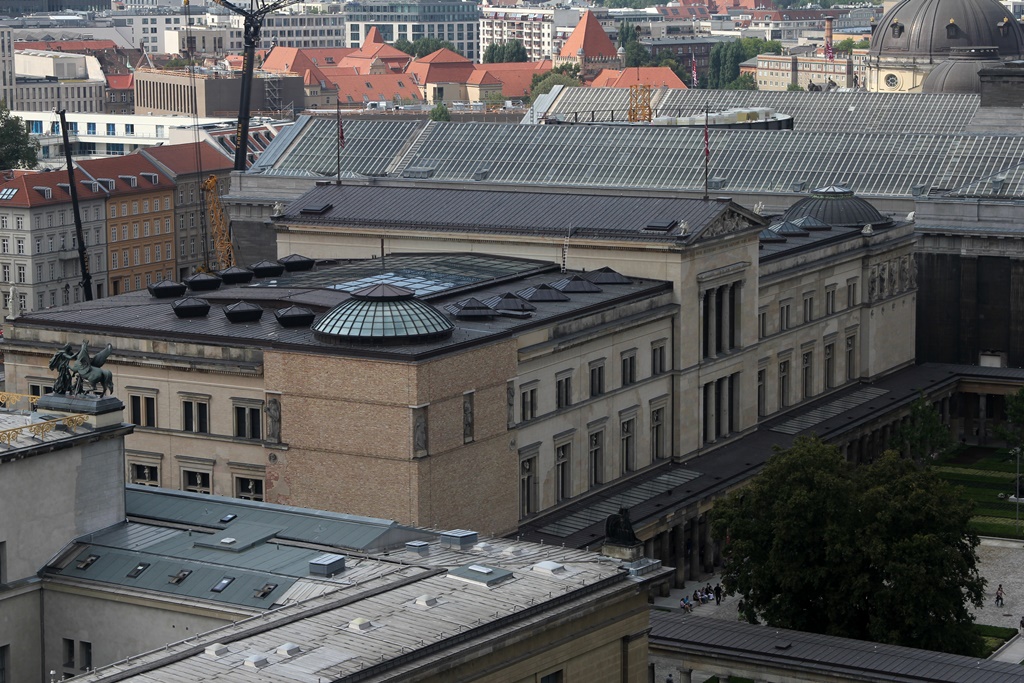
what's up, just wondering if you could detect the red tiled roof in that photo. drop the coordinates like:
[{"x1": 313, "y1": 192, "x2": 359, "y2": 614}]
[
  {"x1": 364, "y1": 26, "x2": 385, "y2": 44},
  {"x1": 474, "y1": 61, "x2": 552, "y2": 98},
  {"x1": 560, "y1": 11, "x2": 617, "y2": 59},
  {"x1": 467, "y1": 70, "x2": 502, "y2": 86},
  {"x1": 106, "y1": 73, "x2": 134, "y2": 89},
  {"x1": 0, "y1": 170, "x2": 109, "y2": 208},
  {"x1": 76, "y1": 156, "x2": 174, "y2": 196},
  {"x1": 333, "y1": 73, "x2": 422, "y2": 105},
  {"x1": 417, "y1": 48, "x2": 471, "y2": 64},
  {"x1": 139, "y1": 141, "x2": 233, "y2": 177},
  {"x1": 590, "y1": 67, "x2": 687, "y2": 89},
  {"x1": 408, "y1": 49, "x2": 474, "y2": 84}
]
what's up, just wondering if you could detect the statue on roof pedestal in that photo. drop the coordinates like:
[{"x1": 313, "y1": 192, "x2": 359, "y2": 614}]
[
  {"x1": 47, "y1": 342, "x2": 77, "y2": 395},
  {"x1": 602, "y1": 506, "x2": 643, "y2": 561},
  {"x1": 69, "y1": 341, "x2": 114, "y2": 397}
]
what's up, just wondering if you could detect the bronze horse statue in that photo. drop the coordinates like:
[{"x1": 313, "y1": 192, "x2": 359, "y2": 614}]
[{"x1": 70, "y1": 342, "x2": 114, "y2": 397}]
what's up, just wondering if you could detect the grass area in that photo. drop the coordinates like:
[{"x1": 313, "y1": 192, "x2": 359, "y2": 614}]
[
  {"x1": 932, "y1": 447, "x2": 1024, "y2": 540},
  {"x1": 976, "y1": 624, "x2": 1019, "y2": 657}
]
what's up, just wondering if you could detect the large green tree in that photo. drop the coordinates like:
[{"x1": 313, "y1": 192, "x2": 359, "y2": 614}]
[
  {"x1": 712, "y1": 436, "x2": 985, "y2": 657},
  {"x1": 483, "y1": 40, "x2": 528, "y2": 63},
  {"x1": 429, "y1": 102, "x2": 451, "y2": 121},
  {"x1": 892, "y1": 394, "x2": 953, "y2": 462},
  {"x1": 393, "y1": 37, "x2": 460, "y2": 59},
  {"x1": 707, "y1": 38, "x2": 781, "y2": 89},
  {"x1": 531, "y1": 72, "x2": 582, "y2": 98},
  {"x1": 0, "y1": 102, "x2": 38, "y2": 169}
]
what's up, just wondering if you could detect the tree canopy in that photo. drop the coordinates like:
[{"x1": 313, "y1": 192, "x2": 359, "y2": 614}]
[
  {"x1": 393, "y1": 37, "x2": 460, "y2": 59},
  {"x1": 428, "y1": 101, "x2": 451, "y2": 121},
  {"x1": 0, "y1": 102, "x2": 38, "y2": 170},
  {"x1": 707, "y1": 38, "x2": 781, "y2": 89},
  {"x1": 712, "y1": 436, "x2": 986, "y2": 657},
  {"x1": 893, "y1": 395, "x2": 954, "y2": 462},
  {"x1": 483, "y1": 40, "x2": 528, "y2": 63},
  {"x1": 531, "y1": 72, "x2": 582, "y2": 98}
]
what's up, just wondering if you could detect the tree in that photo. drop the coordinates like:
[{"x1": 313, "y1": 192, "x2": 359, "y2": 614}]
[
  {"x1": 707, "y1": 38, "x2": 782, "y2": 88},
  {"x1": 483, "y1": 40, "x2": 528, "y2": 63},
  {"x1": 786, "y1": 83, "x2": 804, "y2": 91},
  {"x1": 0, "y1": 102, "x2": 38, "y2": 170},
  {"x1": 429, "y1": 102, "x2": 451, "y2": 121},
  {"x1": 892, "y1": 394, "x2": 953, "y2": 462},
  {"x1": 712, "y1": 436, "x2": 986, "y2": 657},
  {"x1": 722, "y1": 73, "x2": 757, "y2": 90},
  {"x1": 623, "y1": 40, "x2": 653, "y2": 68},
  {"x1": 531, "y1": 73, "x2": 582, "y2": 98},
  {"x1": 393, "y1": 37, "x2": 459, "y2": 59},
  {"x1": 997, "y1": 387, "x2": 1024, "y2": 453},
  {"x1": 835, "y1": 38, "x2": 870, "y2": 53}
]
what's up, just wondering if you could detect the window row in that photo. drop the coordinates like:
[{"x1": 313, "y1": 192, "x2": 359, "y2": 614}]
[
  {"x1": 757, "y1": 334, "x2": 858, "y2": 416},
  {"x1": 110, "y1": 218, "x2": 172, "y2": 241},
  {"x1": 110, "y1": 197, "x2": 171, "y2": 218},
  {"x1": 110, "y1": 243, "x2": 174, "y2": 269},
  {"x1": 129, "y1": 461, "x2": 264, "y2": 501},
  {"x1": 129, "y1": 393, "x2": 264, "y2": 440},
  {"x1": 760, "y1": 278, "x2": 859, "y2": 338},
  {"x1": 521, "y1": 342, "x2": 669, "y2": 421}
]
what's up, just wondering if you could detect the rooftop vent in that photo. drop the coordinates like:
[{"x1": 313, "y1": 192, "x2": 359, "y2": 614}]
[
  {"x1": 169, "y1": 569, "x2": 192, "y2": 585},
  {"x1": 414, "y1": 594, "x2": 439, "y2": 607},
  {"x1": 276, "y1": 643, "x2": 301, "y2": 657},
  {"x1": 485, "y1": 292, "x2": 536, "y2": 312},
  {"x1": 348, "y1": 617, "x2": 373, "y2": 632},
  {"x1": 501, "y1": 546, "x2": 525, "y2": 557},
  {"x1": 707, "y1": 176, "x2": 726, "y2": 190},
  {"x1": 403, "y1": 166, "x2": 435, "y2": 179},
  {"x1": 275, "y1": 305, "x2": 315, "y2": 328},
  {"x1": 992, "y1": 175, "x2": 1007, "y2": 193},
  {"x1": 299, "y1": 203, "x2": 332, "y2": 215},
  {"x1": 184, "y1": 272, "x2": 222, "y2": 291},
  {"x1": 516, "y1": 284, "x2": 569, "y2": 302},
  {"x1": 644, "y1": 219, "x2": 677, "y2": 232},
  {"x1": 217, "y1": 266, "x2": 254, "y2": 284},
  {"x1": 278, "y1": 254, "x2": 315, "y2": 272},
  {"x1": 204, "y1": 643, "x2": 229, "y2": 658},
  {"x1": 405, "y1": 539, "x2": 430, "y2": 556},
  {"x1": 76, "y1": 554, "x2": 100, "y2": 570},
  {"x1": 244, "y1": 654, "x2": 270, "y2": 669},
  {"x1": 309, "y1": 553, "x2": 346, "y2": 576},
  {"x1": 117, "y1": 174, "x2": 137, "y2": 187},
  {"x1": 224, "y1": 301, "x2": 264, "y2": 323},
  {"x1": 33, "y1": 185, "x2": 52, "y2": 198},
  {"x1": 172, "y1": 297, "x2": 211, "y2": 318},
  {"x1": 447, "y1": 562, "x2": 514, "y2": 587},
  {"x1": 148, "y1": 280, "x2": 187, "y2": 298},
  {"x1": 790, "y1": 180, "x2": 807, "y2": 192},
  {"x1": 533, "y1": 560, "x2": 567, "y2": 575},
  {"x1": 440, "y1": 529, "x2": 478, "y2": 550},
  {"x1": 550, "y1": 275, "x2": 602, "y2": 293},
  {"x1": 251, "y1": 260, "x2": 285, "y2": 278},
  {"x1": 911, "y1": 183, "x2": 927, "y2": 197},
  {"x1": 584, "y1": 267, "x2": 632, "y2": 284},
  {"x1": 448, "y1": 297, "x2": 496, "y2": 319},
  {"x1": 126, "y1": 562, "x2": 150, "y2": 578},
  {"x1": 253, "y1": 582, "x2": 278, "y2": 599},
  {"x1": 219, "y1": 537, "x2": 237, "y2": 545}
]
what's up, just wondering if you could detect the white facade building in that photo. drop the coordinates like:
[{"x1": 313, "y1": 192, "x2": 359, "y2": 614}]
[
  {"x1": 479, "y1": 7, "x2": 580, "y2": 62},
  {"x1": 13, "y1": 50, "x2": 106, "y2": 113}
]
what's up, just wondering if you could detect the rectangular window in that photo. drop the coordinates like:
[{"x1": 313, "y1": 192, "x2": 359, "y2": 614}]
[
  {"x1": 87, "y1": 122, "x2": 96, "y2": 135},
  {"x1": 235, "y1": 476, "x2": 264, "y2": 501},
  {"x1": 589, "y1": 361, "x2": 605, "y2": 397},
  {"x1": 520, "y1": 386, "x2": 537, "y2": 421},
  {"x1": 234, "y1": 405, "x2": 262, "y2": 439},
  {"x1": 183, "y1": 469, "x2": 211, "y2": 494},
  {"x1": 825, "y1": 287, "x2": 836, "y2": 315},
  {"x1": 63, "y1": 638, "x2": 75, "y2": 669},
  {"x1": 802, "y1": 350, "x2": 813, "y2": 399},
  {"x1": 779, "y1": 360, "x2": 790, "y2": 408},
  {"x1": 846, "y1": 335, "x2": 857, "y2": 380},
  {"x1": 555, "y1": 442, "x2": 571, "y2": 502},
  {"x1": 588, "y1": 431, "x2": 603, "y2": 487},
  {"x1": 847, "y1": 279, "x2": 858, "y2": 308},
  {"x1": 129, "y1": 394, "x2": 156, "y2": 427},
  {"x1": 651, "y1": 343, "x2": 667, "y2": 375},
  {"x1": 182, "y1": 399, "x2": 209, "y2": 433},
  {"x1": 555, "y1": 374, "x2": 572, "y2": 409},
  {"x1": 106, "y1": 123, "x2": 115, "y2": 135},
  {"x1": 650, "y1": 406, "x2": 665, "y2": 459},
  {"x1": 620, "y1": 417, "x2": 635, "y2": 473},
  {"x1": 803, "y1": 294, "x2": 814, "y2": 323},
  {"x1": 825, "y1": 343, "x2": 835, "y2": 389},
  {"x1": 779, "y1": 302, "x2": 791, "y2": 331},
  {"x1": 757, "y1": 368, "x2": 766, "y2": 416},
  {"x1": 130, "y1": 463, "x2": 159, "y2": 486},
  {"x1": 520, "y1": 457, "x2": 537, "y2": 518},
  {"x1": 15, "y1": 239, "x2": 23, "y2": 255},
  {"x1": 621, "y1": 352, "x2": 637, "y2": 386}
]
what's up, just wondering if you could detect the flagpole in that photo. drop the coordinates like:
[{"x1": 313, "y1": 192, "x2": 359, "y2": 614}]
[{"x1": 336, "y1": 98, "x2": 342, "y2": 184}]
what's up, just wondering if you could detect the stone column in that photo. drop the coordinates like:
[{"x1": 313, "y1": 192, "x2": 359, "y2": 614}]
[
  {"x1": 644, "y1": 537, "x2": 655, "y2": 559},
  {"x1": 979, "y1": 393, "x2": 988, "y2": 445},
  {"x1": 688, "y1": 517, "x2": 699, "y2": 580},
  {"x1": 707, "y1": 289, "x2": 717, "y2": 358},
  {"x1": 720, "y1": 283, "x2": 732, "y2": 351},
  {"x1": 717, "y1": 376, "x2": 729, "y2": 438},
  {"x1": 673, "y1": 523, "x2": 687, "y2": 587},
  {"x1": 705, "y1": 382, "x2": 717, "y2": 444}
]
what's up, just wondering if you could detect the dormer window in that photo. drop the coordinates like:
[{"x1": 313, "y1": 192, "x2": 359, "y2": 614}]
[
  {"x1": 891, "y1": 20, "x2": 904, "y2": 38},
  {"x1": 946, "y1": 19, "x2": 959, "y2": 39}
]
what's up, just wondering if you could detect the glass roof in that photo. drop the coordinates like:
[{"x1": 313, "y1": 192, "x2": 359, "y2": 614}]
[
  {"x1": 313, "y1": 296, "x2": 454, "y2": 343},
  {"x1": 270, "y1": 117, "x2": 422, "y2": 177}
]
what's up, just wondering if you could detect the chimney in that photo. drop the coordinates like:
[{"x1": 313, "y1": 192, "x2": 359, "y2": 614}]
[{"x1": 825, "y1": 17, "x2": 834, "y2": 49}]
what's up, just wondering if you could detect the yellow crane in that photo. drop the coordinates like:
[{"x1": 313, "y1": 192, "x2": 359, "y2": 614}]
[{"x1": 203, "y1": 175, "x2": 234, "y2": 270}]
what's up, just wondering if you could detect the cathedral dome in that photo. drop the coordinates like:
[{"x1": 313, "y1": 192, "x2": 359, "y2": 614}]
[
  {"x1": 868, "y1": 0, "x2": 1024, "y2": 62},
  {"x1": 781, "y1": 186, "x2": 893, "y2": 229},
  {"x1": 922, "y1": 46, "x2": 1003, "y2": 92}
]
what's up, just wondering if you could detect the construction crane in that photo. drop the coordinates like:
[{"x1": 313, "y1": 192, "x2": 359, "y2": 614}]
[
  {"x1": 202, "y1": 175, "x2": 234, "y2": 270},
  {"x1": 209, "y1": 0, "x2": 299, "y2": 171}
]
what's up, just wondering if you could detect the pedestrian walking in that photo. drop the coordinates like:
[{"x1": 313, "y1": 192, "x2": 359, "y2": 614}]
[
  {"x1": 1019, "y1": 615, "x2": 1024, "y2": 634},
  {"x1": 996, "y1": 584, "x2": 1005, "y2": 608},
  {"x1": 714, "y1": 583, "x2": 722, "y2": 605}
]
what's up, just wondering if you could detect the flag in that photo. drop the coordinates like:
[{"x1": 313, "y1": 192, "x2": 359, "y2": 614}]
[
  {"x1": 825, "y1": 40, "x2": 834, "y2": 62},
  {"x1": 704, "y1": 122, "x2": 709, "y2": 160},
  {"x1": 337, "y1": 104, "x2": 346, "y2": 149},
  {"x1": 691, "y1": 54, "x2": 698, "y2": 89}
]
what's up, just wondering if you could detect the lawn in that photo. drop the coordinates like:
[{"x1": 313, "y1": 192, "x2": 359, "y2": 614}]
[{"x1": 932, "y1": 446, "x2": 1024, "y2": 540}]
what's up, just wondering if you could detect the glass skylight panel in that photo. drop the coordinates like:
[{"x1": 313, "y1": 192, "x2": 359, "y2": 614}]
[{"x1": 0, "y1": 188, "x2": 17, "y2": 200}]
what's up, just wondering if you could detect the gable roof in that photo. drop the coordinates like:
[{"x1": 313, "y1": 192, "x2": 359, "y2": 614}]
[
  {"x1": 475, "y1": 60, "x2": 552, "y2": 98},
  {"x1": 76, "y1": 156, "x2": 173, "y2": 196},
  {"x1": 139, "y1": 141, "x2": 233, "y2": 178},
  {"x1": 105, "y1": 73, "x2": 133, "y2": 90},
  {"x1": 419, "y1": 48, "x2": 471, "y2": 65},
  {"x1": 332, "y1": 73, "x2": 422, "y2": 105},
  {"x1": 591, "y1": 67, "x2": 687, "y2": 89},
  {"x1": 409, "y1": 48, "x2": 475, "y2": 85},
  {"x1": 560, "y1": 11, "x2": 618, "y2": 59},
  {"x1": 0, "y1": 170, "x2": 109, "y2": 208}
]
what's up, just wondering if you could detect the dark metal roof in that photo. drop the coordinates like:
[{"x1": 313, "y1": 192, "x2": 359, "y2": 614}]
[
  {"x1": 781, "y1": 185, "x2": 893, "y2": 228},
  {"x1": 279, "y1": 183, "x2": 734, "y2": 243},
  {"x1": 650, "y1": 612, "x2": 1024, "y2": 682}
]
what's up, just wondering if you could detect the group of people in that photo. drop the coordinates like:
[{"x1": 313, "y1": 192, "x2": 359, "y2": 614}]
[{"x1": 679, "y1": 583, "x2": 723, "y2": 613}]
